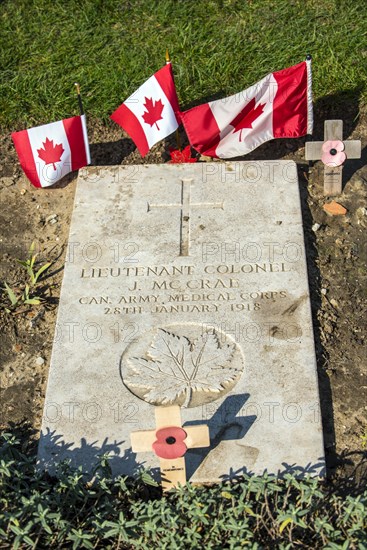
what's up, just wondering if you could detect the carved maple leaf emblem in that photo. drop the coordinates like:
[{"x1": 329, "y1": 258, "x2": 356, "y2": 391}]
[
  {"x1": 123, "y1": 329, "x2": 240, "y2": 407},
  {"x1": 142, "y1": 97, "x2": 164, "y2": 130},
  {"x1": 37, "y1": 137, "x2": 64, "y2": 170},
  {"x1": 230, "y1": 98, "x2": 265, "y2": 141}
]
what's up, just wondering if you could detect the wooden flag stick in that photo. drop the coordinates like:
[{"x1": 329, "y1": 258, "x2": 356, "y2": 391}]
[
  {"x1": 74, "y1": 82, "x2": 84, "y2": 116},
  {"x1": 165, "y1": 49, "x2": 181, "y2": 151},
  {"x1": 175, "y1": 129, "x2": 181, "y2": 151}
]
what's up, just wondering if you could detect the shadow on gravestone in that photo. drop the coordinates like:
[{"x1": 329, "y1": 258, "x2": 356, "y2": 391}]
[
  {"x1": 220, "y1": 458, "x2": 326, "y2": 482},
  {"x1": 5, "y1": 423, "x2": 366, "y2": 492},
  {"x1": 183, "y1": 393, "x2": 257, "y2": 480},
  {"x1": 296, "y1": 166, "x2": 337, "y2": 476},
  {"x1": 37, "y1": 428, "x2": 145, "y2": 477},
  {"x1": 279, "y1": 459, "x2": 326, "y2": 478}
]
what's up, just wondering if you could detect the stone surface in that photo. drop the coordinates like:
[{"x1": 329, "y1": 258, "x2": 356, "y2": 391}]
[{"x1": 38, "y1": 162, "x2": 325, "y2": 482}]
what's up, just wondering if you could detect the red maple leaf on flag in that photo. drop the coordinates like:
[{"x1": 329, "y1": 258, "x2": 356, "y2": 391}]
[
  {"x1": 230, "y1": 98, "x2": 265, "y2": 141},
  {"x1": 142, "y1": 97, "x2": 164, "y2": 130},
  {"x1": 37, "y1": 137, "x2": 64, "y2": 170}
]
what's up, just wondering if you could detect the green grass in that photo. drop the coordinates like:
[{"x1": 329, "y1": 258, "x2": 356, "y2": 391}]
[{"x1": 0, "y1": 0, "x2": 366, "y2": 130}]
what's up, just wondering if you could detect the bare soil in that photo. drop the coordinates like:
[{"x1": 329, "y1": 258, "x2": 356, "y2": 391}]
[{"x1": 0, "y1": 109, "x2": 366, "y2": 487}]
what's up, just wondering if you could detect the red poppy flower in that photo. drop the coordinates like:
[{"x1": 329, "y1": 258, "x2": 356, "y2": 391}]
[
  {"x1": 168, "y1": 145, "x2": 197, "y2": 163},
  {"x1": 152, "y1": 427, "x2": 187, "y2": 459},
  {"x1": 321, "y1": 140, "x2": 346, "y2": 167}
]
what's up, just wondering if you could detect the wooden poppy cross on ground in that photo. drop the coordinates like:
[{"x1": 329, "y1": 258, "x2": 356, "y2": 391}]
[
  {"x1": 130, "y1": 405, "x2": 210, "y2": 491},
  {"x1": 305, "y1": 119, "x2": 361, "y2": 196}
]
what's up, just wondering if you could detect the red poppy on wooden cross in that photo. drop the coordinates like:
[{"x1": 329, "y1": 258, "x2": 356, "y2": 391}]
[
  {"x1": 305, "y1": 120, "x2": 361, "y2": 196},
  {"x1": 130, "y1": 405, "x2": 210, "y2": 491}
]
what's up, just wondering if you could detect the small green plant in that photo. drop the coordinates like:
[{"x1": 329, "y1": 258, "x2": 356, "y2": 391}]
[
  {"x1": 361, "y1": 431, "x2": 367, "y2": 448},
  {"x1": 2, "y1": 242, "x2": 52, "y2": 311},
  {"x1": 16, "y1": 241, "x2": 52, "y2": 287},
  {"x1": 22, "y1": 284, "x2": 43, "y2": 305},
  {"x1": 3, "y1": 282, "x2": 19, "y2": 308}
]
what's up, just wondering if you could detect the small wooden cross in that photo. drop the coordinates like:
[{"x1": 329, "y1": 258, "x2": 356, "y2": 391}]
[
  {"x1": 130, "y1": 405, "x2": 210, "y2": 491},
  {"x1": 305, "y1": 120, "x2": 361, "y2": 196}
]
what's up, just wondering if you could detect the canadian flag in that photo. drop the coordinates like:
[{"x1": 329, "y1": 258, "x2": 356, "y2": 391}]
[
  {"x1": 12, "y1": 115, "x2": 90, "y2": 188},
  {"x1": 181, "y1": 60, "x2": 313, "y2": 158},
  {"x1": 111, "y1": 63, "x2": 180, "y2": 157}
]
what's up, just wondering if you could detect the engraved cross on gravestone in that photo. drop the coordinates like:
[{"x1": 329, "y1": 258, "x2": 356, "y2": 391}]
[{"x1": 147, "y1": 178, "x2": 224, "y2": 256}]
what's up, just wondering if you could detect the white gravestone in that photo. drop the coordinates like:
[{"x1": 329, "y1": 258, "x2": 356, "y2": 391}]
[{"x1": 38, "y1": 162, "x2": 325, "y2": 482}]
